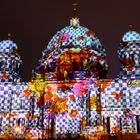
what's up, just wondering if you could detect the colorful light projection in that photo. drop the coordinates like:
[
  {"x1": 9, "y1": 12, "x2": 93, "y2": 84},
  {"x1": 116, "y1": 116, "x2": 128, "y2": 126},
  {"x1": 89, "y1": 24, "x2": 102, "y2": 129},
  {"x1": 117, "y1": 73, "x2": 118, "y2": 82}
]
[{"x1": 0, "y1": 22, "x2": 140, "y2": 140}]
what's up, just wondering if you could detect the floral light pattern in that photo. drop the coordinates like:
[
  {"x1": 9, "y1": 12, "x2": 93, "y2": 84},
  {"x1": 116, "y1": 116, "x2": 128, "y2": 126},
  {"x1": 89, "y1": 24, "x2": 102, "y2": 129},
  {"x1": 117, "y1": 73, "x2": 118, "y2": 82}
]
[
  {"x1": 112, "y1": 91, "x2": 123, "y2": 101},
  {"x1": 0, "y1": 73, "x2": 8, "y2": 79},
  {"x1": 69, "y1": 109, "x2": 78, "y2": 118},
  {"x1": 72, "y1": 80, "x2": 90, "y2": 97},
  {"x1": 95, "y1": 79, "x2": 111, "y2": 93}
]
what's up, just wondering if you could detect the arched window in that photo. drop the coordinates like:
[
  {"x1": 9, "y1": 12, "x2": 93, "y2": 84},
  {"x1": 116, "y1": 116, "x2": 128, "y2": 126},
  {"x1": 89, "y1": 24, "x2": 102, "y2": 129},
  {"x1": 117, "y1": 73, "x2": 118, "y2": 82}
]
[
  {"x1": 15, "y1": 63, "x2": 19, "y2": 73},
  {"x1": 72, "y1": 60, "x2": 79, "y2": 71},
  {"x1": 96, "y1": 62, "x2": 107, "y2": 79},
  {"x1": 44, "y1": 65, "x2": 54, "y2": 72},
  {"x1": 0, "y1": 61, "x2": 3, "y2": 70}
]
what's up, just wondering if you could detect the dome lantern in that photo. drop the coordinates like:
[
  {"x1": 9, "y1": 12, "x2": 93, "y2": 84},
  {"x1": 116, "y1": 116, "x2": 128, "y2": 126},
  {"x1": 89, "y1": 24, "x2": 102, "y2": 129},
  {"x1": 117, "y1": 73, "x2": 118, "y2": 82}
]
[
  {"x1": 70, "y1": 2, "x2": 80, "y2": 28},
  {"x1": 122, "y1": 25, "x2": 140, "y2": 42}
]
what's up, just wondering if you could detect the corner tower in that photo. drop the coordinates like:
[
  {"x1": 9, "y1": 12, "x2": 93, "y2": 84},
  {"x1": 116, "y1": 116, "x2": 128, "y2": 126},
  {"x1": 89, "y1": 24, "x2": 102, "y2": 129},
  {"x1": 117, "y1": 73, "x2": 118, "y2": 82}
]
[
  {"x1": 118, "y1": 28, "x2": 140, "y2": 79},
  {"x1": 0, "y1": 38, "x2": 22, "y2": 82}
]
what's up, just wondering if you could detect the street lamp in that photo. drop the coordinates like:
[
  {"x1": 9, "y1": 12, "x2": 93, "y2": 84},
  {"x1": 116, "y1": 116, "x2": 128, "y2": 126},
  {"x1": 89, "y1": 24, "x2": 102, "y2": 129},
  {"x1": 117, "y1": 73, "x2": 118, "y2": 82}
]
[
  {"x1": 14, "y1": 126, "x2": 21, "y2": 134},
  {"x1": 99, "y1": 125, "x2": 104, "y2": 131}
]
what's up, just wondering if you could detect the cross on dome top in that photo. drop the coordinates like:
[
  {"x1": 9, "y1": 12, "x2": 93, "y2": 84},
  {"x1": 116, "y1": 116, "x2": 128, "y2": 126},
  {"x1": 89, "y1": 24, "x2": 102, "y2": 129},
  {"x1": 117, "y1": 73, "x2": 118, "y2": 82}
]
[{"x1": 70, "y1": 2, "x2": 80, "y2": 27}]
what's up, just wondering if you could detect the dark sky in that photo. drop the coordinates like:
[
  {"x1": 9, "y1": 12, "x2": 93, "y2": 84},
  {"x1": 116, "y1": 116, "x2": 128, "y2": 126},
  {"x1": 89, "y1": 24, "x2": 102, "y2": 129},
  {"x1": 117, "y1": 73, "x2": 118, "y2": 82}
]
[{"x1": 0, "y1": 0, "x2": 140, "y2": 82}]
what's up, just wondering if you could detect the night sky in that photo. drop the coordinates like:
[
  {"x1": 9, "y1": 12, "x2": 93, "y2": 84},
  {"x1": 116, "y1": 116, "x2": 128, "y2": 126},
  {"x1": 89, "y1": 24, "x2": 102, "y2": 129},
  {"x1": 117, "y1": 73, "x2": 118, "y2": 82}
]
[{"x1": 0, "y1": 0, "x2": 140, "y2": 82}]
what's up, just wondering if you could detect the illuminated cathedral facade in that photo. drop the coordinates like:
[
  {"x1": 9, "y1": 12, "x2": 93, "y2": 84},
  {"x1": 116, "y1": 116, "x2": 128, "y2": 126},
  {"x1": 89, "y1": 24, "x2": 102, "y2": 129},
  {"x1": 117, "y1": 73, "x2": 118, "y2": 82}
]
[{"x1": 0, "y1": 14, "x2": 140, "y2": 139}]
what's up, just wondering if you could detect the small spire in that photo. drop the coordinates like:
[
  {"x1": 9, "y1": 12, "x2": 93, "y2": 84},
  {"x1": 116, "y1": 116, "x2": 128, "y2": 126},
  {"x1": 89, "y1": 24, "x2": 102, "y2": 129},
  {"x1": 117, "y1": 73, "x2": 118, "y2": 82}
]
[
  {"x1": 70, "y1": 1, "x2": 80, "y2": 27},
  {"x1": 72, "y1": 2, "x2": 78, "y2": 18},
  {"x1": 129, "y1": 24, "x2": 133, "y2": 30},
  {"x1": 8, "y1": 33, "x2": 11, "y2": 39}
]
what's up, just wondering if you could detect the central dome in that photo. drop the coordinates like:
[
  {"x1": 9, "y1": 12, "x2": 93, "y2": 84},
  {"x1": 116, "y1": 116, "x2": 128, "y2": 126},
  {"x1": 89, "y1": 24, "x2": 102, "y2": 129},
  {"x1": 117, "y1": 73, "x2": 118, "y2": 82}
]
[
  {"x1": 35, "y1": 18, "x2": 108, "y2": 80},
  {"x1": 43, "y1": 24, "x2": 106, "y2": 58}
]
